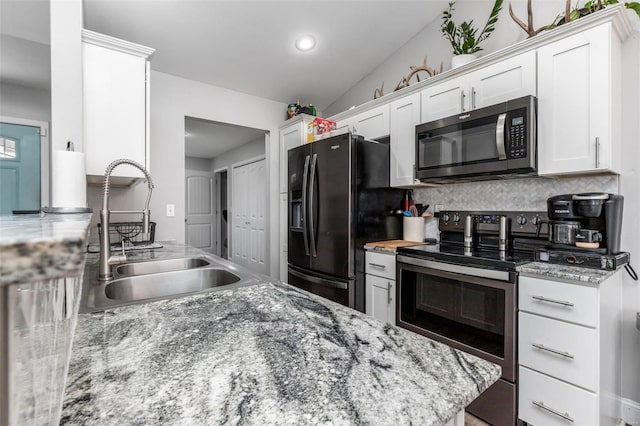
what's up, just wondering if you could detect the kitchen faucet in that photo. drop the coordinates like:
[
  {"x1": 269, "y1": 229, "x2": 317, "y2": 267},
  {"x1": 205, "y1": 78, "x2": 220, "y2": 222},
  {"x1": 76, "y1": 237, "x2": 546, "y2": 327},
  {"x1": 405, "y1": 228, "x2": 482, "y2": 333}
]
[{"x1": 99, "y1": 159, "x2": 154, "y2": 281}]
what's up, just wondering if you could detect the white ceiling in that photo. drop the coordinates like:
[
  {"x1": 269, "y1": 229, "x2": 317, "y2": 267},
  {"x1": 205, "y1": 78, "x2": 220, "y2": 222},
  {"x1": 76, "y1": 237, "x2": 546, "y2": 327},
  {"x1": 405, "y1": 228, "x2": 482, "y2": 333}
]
[
  {"x1": 1, "y1": 0, "x2": 448, "y2": 159},
  {"x1": 82, "y1": 0, "x2": 447, "y2": 112},
  {"x1": 185, "y1": 117, "x2": 265, "y2": 158}
]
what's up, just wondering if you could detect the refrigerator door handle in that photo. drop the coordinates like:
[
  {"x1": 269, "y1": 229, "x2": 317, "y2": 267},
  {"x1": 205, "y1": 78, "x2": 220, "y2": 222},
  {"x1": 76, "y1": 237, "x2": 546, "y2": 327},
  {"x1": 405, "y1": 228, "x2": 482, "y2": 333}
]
[
  {"x1": 308, "y1": 153, "x2": 318, "y2": 257},
  {"x1": 301, "y1": 155, "x2": 311, "y2": 256},
  {"x1": 288, "y1": 266, "x2": 348, "y2": 290}
]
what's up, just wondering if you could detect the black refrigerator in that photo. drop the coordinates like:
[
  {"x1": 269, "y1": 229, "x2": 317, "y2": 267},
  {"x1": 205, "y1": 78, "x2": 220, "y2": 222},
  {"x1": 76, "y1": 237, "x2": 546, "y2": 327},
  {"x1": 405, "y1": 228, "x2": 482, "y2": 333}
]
[{"x1": 287, "y1": 133, "x2": 403, "y2": 312}]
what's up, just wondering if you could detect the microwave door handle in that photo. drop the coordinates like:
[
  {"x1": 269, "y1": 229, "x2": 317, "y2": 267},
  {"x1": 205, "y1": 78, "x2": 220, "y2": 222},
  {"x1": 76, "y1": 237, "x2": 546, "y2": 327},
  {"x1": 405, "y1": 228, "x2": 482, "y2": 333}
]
[
  {"x1": 301, "y1": 155, "x2": 311, "y2": 256},
  {"x1": 496, "y1": 112, "x2": 507, "y2": 160}
]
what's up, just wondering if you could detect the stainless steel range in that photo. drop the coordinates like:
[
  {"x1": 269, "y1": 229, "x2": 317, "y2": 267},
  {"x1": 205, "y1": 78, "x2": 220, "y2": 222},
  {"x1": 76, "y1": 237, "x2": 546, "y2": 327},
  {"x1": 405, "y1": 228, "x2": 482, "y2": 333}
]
[{"x1": 396, "y1": 210, "x2": 548, "y2": 426}]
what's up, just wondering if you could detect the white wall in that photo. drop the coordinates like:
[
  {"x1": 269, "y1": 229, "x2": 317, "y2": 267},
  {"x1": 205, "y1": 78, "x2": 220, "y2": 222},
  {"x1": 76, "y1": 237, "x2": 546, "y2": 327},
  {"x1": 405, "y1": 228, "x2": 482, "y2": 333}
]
[
  {"x1": 50, "y1": 0, "x2": 83, "y2": 152},
  {"x1": 211, "y1": 137, "x2": 265, "y2": 172},
  {"x1": 86, "y1": 70, "x2": 285, "y2": 277},
  {"x1": 185, "y1": 156, "x2": 212, "y2": 172},
  {"x1": 324, "y1": 0, "x2": 561, "y2": 116},
  {"x1": 0, "y1": 83, "x2": 51, "y2": 122},
  {"x1": 619, "y1": 31, "x2": 640, "y2": 408}
]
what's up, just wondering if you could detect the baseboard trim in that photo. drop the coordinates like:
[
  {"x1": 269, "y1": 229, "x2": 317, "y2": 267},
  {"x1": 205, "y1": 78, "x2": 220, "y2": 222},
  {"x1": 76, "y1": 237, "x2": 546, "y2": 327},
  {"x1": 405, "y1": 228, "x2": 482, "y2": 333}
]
[{"x1": 622, "y1": 397, "x2": 640, "y2": 425}]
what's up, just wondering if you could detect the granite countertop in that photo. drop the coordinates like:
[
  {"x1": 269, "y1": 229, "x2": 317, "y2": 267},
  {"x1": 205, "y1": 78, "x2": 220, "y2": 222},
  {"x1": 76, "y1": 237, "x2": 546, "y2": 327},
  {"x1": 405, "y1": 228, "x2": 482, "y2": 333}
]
[
  {"x1": 61, "y1": 247, "x2": 501, "y2": 425},
  {"x1": 516, "y1": 261, "x2": 618, "y2": 285},
  {"x1": 0, "y1": 213, "x2": 92, "y2": 285}
]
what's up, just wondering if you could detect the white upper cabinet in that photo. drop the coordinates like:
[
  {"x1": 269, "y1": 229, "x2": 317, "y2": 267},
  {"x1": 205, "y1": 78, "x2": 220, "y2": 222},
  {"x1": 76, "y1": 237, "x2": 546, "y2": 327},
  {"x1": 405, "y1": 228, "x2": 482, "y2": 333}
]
[
  {"x1": 537, "y1": 24, "x2": 620, "y2": 176},
  {"x1": 420, "y1": 75, "x2": 467, "y2": 123},
  {"x1": 390, "y1": 92, "x2": 421, "y2": 187},
  {"x1": 83, "y1": 30, "x2": 154, "y2": 186},
  {"x1": 278, "y1": 115, "x2": 314, "y2": 193},
  {"x1": 421, "y1": 50, "x2": 536, "y2": 123},
  {"x1": 351, "y1": 104, "x2": 390, "y2": 140},
  {"x1": 471, "y1": 50, "x2": 537, "y2": 108}
]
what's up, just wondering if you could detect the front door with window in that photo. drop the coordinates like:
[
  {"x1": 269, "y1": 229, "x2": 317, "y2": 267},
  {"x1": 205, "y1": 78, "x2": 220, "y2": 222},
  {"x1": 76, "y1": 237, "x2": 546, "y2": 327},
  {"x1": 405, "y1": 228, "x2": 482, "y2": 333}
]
[{"x1": 0, "y1": 123, "x2": 41, "y2": 214}]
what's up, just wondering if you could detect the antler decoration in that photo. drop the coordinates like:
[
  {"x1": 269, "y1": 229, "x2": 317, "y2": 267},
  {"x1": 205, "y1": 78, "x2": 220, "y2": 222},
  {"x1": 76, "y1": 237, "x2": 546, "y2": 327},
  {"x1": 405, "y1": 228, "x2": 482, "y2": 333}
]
[
  {"x1": 374, "y1": 56, "x2": 442, "y2": 100},
  {"x1": 374, "y1": 83, "x2": 385, "y2": 100},
  {"x1": 509, "y1": 0, "x2": 552, "y2": 37}
]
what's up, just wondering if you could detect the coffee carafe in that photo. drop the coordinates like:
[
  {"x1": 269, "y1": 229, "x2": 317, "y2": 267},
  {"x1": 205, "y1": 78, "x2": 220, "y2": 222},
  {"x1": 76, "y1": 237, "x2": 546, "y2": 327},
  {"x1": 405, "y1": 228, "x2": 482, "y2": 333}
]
[{"x1": 546, "y1": 193, "x2": 623, "y2": 254}]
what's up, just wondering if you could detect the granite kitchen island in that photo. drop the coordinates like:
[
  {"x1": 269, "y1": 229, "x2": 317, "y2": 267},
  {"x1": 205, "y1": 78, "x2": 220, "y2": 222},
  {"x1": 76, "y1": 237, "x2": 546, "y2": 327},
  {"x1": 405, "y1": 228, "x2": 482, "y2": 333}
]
[{"x1": 61, "y1": 247, "x2": 501, "y2": 425}]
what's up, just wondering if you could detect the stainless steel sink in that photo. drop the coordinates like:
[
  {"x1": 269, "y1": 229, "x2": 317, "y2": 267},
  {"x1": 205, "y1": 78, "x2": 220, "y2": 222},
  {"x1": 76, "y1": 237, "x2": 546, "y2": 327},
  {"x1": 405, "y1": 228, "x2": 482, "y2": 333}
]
[
  {"x1": 105, "y1": 268, "x2": 241, "y2": 302},
  {"x1": 80, "y1": 253, "x2": 262, "y2": 313},
  {"x1": 114, "y1": 257, "x2": 210, "y2": 277}
]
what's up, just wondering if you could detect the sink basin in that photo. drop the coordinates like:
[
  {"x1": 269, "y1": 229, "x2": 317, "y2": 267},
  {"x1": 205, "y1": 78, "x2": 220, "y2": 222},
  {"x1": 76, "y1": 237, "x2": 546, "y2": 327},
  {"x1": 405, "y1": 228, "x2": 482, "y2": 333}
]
[
  {"x1": 105, "y1": 268, "x2": 241, "y2": 302},
  {"x1": 114, "y1": 257, "x2": 210, "y2": 277}
]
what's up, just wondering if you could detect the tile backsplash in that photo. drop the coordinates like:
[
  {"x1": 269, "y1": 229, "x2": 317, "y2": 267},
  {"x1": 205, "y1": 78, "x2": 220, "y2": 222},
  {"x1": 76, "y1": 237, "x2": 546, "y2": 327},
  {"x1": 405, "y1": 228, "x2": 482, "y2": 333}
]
[{"x1": 413, "y1": 175, "x2": 619, "y2": 239}]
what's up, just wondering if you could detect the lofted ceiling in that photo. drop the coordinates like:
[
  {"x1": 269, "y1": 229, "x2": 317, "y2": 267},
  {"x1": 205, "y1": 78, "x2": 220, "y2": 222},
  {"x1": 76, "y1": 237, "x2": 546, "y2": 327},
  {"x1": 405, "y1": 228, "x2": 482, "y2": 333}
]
[
  {"x1": 1, "y1": 0, "x2": 449, "y2": 159},
  {"x1": 82, "y1": 0, "x2": 448, "y2": 112}
]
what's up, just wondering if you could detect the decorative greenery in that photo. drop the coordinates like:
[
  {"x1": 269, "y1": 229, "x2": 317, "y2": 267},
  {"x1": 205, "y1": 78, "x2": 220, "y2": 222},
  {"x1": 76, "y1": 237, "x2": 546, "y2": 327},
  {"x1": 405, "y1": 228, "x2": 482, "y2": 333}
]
[
  {"x1": 553, "y1": 0, "x2": 640, "y2": 26},
  {"x1": 441, "y1": 0, "x2": 504, "y2": 55}
]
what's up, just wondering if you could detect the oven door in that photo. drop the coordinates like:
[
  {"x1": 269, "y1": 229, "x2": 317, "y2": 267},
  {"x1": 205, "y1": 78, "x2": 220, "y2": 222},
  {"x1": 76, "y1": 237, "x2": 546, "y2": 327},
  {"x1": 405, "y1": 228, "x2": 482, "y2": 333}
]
[{"x1": 396, "y1": 255, "x2": 516, "y2": 382}]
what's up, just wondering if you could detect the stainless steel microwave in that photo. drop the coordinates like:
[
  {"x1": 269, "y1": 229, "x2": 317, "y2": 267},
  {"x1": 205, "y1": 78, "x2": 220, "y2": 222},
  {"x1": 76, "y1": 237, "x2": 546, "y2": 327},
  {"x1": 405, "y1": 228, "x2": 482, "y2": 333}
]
[{"x1": 415, "y1": 95, "x2": 537, "y2": 182}]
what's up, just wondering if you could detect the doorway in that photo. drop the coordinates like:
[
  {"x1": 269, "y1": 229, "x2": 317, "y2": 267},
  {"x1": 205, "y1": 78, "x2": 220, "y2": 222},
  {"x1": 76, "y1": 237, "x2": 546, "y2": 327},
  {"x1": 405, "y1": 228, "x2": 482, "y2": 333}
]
[
  {"x1": 214, "y1": 169, "x2": 228, "y2": 259},
  {"x1": 184, "y1": 116, "x2": 267, "y2": 273},
  {"x1": 0, "y1": 119, "x2": 47, "y2": 214}
]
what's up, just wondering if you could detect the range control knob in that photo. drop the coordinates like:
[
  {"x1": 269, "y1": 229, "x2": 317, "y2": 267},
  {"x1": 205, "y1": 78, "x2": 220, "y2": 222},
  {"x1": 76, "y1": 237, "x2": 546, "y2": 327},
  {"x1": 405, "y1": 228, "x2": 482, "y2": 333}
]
[
  {"x1": 453, "y1": 213, "x2": 461, "y2": 223},
  {"x1": 532, "y1": 216, "x2": 543, "y2": 226},
  {"x1": 442, "y1": 213, "x2": 451, "y2": 223},
  {"x1": 516, "y1": 215, "x2": 528, "y2": 226}
]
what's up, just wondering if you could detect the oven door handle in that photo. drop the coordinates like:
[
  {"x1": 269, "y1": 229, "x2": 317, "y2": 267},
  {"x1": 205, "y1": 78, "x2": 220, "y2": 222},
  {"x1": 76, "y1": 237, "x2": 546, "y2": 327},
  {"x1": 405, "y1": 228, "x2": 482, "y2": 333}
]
[
  {"x1": 496, "y1": 112, "x2": 507, "y2": 160},
  {"x1": 397, "y1": 255, "x2": 511, "y2": 282}
]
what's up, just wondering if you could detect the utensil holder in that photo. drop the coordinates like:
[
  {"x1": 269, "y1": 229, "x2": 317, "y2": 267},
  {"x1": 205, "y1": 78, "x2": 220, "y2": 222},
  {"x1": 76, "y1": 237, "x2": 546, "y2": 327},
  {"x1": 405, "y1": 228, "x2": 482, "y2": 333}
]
[{"x1": 403, "y1": 217, "x2": 425, "y2": 242}]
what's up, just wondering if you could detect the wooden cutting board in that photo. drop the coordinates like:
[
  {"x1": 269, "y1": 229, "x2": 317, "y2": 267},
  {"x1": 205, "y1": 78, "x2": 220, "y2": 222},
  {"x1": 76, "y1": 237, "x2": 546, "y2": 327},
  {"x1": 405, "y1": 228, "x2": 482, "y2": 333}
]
[{"x1": 364, "y1": 240, "x2": 423, "y2": 253}]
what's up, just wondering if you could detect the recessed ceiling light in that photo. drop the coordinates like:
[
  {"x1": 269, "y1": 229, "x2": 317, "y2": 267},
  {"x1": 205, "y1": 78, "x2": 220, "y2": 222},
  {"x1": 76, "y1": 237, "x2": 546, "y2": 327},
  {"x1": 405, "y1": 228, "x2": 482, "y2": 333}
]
[{"x1": 295, "y1": 35, "x2": 316, "y2": 52}]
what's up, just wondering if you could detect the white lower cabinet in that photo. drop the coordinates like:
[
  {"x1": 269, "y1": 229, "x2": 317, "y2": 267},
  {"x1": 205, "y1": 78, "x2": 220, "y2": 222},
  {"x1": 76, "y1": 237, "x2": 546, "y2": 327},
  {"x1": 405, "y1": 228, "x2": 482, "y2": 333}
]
[
  {"x1": 518, "y1": 272, "x2": 623, "y2": 426},
  {"x1": 519, "y1": 366, "x2": 597, "y2": 426},
  {"x1": 365, "y1": 251, "x2": 396, "y2": 324}
]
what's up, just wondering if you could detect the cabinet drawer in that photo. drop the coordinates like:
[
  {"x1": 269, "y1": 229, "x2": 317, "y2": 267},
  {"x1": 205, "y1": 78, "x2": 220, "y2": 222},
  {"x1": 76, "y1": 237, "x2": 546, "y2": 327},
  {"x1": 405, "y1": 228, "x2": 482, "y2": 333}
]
[
  {"x1": 519, "y1": 312, "x2": 597, "y2": 391},
  {"x1": 519, "y1": 366, "x2": 596, "y2": 426},
  {"x1": 365, "y1": 251, "x2": 396, "y2": 280},
  {"x1": 519, "y1": 276, "x2": 598, "y2": 327}
]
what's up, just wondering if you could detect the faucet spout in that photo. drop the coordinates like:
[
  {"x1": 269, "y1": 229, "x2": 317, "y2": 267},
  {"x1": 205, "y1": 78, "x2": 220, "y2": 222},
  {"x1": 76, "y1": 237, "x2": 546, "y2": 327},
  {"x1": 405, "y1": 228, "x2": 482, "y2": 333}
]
[{"x1": 99, "y1": 159, "x2": 154, "y2": 281}]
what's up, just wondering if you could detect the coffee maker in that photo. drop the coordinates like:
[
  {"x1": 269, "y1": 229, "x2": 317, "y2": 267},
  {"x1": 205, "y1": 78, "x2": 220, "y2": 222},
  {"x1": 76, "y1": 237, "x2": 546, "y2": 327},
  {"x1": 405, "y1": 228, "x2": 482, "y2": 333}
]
[{"x1": 535, "y1": 193, "x2": 628, "y2": 270}]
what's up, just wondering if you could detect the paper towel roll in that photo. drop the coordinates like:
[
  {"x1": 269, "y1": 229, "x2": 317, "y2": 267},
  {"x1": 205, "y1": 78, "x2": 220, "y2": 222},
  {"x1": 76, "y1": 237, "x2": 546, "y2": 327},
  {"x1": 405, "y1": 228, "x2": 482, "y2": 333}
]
[
  {"x1": 51, "y1": 150, "x2": 87, "y2": 208},
  {"x1": 403, "y1": 217, "x2": 425, "y2": 242}
]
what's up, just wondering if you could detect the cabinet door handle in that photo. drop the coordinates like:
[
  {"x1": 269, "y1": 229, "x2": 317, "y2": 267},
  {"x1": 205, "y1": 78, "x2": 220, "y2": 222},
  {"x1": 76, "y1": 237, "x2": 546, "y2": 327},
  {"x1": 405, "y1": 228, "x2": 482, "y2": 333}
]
[
  {"x1": 532, "y1": 400, "x2": 575, "y2": 422},
  {"x1": 595, "y1": 137, "x2": 600, "y2": 168},
  {"x1": 471, "y1": 88, "x2": 477, "y2": 110},
  {"x1": 460, "y1": 90, "x2": 466, "y2": 112},
  {"x1": 531, "y1": 343, "x2": 574, "y2": 359},
  {"x1": 531, "y1": 295, "x2": 574, "y2": 307},
  {"x1": 368, "y1": 263, "x2": 386, "y2": 269},
  {"x1": 387, "y1": 282, "x2": 392, "y2": 304}
]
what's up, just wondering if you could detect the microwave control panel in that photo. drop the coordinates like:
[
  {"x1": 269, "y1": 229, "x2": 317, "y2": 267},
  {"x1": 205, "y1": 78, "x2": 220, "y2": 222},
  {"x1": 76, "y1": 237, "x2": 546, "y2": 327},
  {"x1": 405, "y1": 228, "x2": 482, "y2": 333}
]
[{"x1": 508, "y1": 111, "x2": 527, "y2": 159}]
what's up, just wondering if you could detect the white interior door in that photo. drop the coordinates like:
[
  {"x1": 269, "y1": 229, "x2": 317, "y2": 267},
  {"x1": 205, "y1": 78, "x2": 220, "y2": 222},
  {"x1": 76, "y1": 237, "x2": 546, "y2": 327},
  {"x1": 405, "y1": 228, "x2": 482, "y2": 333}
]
[
  {"x1": 232, "y1": 158, "x2": 266, "y2": 274},
  {"x1": 185, "y1": 170, "x2": 214, "y2": 252}
]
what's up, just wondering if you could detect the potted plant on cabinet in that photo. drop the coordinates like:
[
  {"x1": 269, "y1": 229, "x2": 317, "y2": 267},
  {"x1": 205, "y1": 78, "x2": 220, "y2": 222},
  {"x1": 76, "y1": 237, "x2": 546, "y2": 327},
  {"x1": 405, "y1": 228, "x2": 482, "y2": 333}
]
[{"x1": 441, "y1": 0, "x2": 504, "y2": 68}]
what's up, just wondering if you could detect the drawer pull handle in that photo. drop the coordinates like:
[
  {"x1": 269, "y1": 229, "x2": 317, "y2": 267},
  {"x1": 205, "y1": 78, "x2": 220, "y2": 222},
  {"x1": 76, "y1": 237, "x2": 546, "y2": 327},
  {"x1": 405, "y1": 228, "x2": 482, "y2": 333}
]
[
  {"x1": 387, "y1": 282, "x2": 392, "y2": 304},
  {"x1": 531, "y1": 295, "x2": 574, "y2": 307},
  {"x1": 531, "y1": 343, "x2": 574, "y2": 359},
  {"x1": 532, "y1": 400, "x2": 575, "y2": 422},
  {"x1": 368, "y1": 263, "x2": 386, "y2": 269}
]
